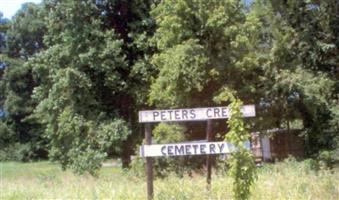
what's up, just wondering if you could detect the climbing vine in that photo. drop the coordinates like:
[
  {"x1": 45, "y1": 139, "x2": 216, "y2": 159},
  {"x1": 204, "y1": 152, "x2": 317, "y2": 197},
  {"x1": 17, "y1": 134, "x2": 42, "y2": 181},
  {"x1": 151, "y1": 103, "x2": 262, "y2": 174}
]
[{"x1": 214, "y1": 88, "x2": 256, "y2": 200}]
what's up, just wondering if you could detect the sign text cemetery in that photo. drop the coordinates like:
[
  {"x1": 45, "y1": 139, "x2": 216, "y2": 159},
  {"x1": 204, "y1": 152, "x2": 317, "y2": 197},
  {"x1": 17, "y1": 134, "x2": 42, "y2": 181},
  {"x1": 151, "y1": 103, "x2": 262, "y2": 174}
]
[{"x1": 138, "y1": 105, "x2": 255, "y2": 200}]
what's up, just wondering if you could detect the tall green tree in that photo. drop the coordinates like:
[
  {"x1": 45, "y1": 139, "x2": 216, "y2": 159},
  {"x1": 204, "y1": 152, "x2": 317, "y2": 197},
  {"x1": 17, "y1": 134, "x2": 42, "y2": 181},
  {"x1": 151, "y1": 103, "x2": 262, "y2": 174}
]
[
  {"x1": 0, "y1": 55, "x2": 46, "y2": 160},
  {"x1": 0, "y1": 3, "x2": 47, "y2": 161},
  {"x1": 252, "y1": 0, "x2": 338, "y2": 155},
  {"x1": 149, "y1": 1, "x2": 260, "y2": 197},
  {"x1": 0, "y1": 11, "x2": 9, "y2": 103},
  {"x1": 29, "y1": 0, "x2": 154, "y2": 174},
  {"x1": 149, "y1": 0, "x2": 263, "y2": 144},
  {"x1": 149, "y1": 0, "x2": 262, "y2": 108},
  {"x1": 95, "y1": 0, "x2": 156, "y2": 167},
  {"x1": 0, "y1": 12, "x2": 9, "y2": 53},
  {"x1": 6, "y1": 3, "x2": 46, "y2": 58}
]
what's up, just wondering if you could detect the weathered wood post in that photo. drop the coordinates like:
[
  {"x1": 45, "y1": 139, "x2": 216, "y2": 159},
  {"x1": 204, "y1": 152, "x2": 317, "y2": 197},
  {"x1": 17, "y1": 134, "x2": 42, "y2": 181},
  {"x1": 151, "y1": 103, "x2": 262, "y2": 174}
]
[
  {"x1": 145, "y1": 123, "x2": 153, "y2": 200},
  {"x1": 206, "y1": 119, "x2": 213, "y2": 189},
  {"x1": 138, "y1": 105, "x2": 255, "y2": 197}
]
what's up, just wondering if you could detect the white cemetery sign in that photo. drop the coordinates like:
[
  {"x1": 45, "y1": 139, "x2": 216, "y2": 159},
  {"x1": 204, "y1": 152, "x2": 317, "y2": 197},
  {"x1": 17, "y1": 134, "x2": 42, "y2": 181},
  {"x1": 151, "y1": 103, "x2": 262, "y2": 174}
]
[
  {"x1": 139, "y1": 104, "x2": 256, "y2": 200},
  {"x1": 138, "y1": 105, "x2": 255, "y2": 123},
  {"x1": 140, "y1": 141, "x2": 250, "y2": 157}
]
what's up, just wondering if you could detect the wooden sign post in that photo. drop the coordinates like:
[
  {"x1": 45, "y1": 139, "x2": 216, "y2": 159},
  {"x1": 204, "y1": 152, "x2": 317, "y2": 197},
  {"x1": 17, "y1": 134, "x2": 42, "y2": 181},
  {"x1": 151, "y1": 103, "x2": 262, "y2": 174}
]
[
  {"x1": 139, "y1": 105, "x2": 255, "y2": 200},
  {"x1": 206, "y1": 119, "x2": 213, "y2": 189},
  {"x1": 144, "y1": 123, "x2": 153, "y2": 200}
]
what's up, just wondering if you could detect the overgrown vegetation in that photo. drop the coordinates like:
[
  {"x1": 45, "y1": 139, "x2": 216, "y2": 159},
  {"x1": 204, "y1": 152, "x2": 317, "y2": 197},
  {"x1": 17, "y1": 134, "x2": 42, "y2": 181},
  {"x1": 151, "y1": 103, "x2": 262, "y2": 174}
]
[
  {"x1": 214, "y1": 88, "x2": 256, "y2": 200},
  {"x1": 1, "y1": 159, "x2": 338, "y2": 199},
  {"x1": 0, "y1": 0, "x2": 338, "y2": 185}
]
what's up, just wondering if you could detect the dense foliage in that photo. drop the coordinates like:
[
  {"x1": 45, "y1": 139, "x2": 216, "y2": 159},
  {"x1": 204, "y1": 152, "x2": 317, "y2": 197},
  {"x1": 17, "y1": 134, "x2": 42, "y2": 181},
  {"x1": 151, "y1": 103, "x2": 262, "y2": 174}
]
[
  {"x1": 0, "y1": 3, "x2": 46, "y2": 160},
  {"x1": 252, "y1": 0, "x2": 338, "y2": 156},
  {"x1": 215, "y1": 88, "x2": 256, "y2": 200},
  {"x1": 0, "y1": 0, "x2": 338, "y2": 179}
]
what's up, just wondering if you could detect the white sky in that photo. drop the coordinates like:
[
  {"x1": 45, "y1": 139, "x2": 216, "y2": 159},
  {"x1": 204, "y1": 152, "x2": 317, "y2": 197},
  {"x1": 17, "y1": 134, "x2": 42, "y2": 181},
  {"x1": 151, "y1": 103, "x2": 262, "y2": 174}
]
[
  {"x1": 0, "y1": 0, "x2": 252, "y2": 19},
  {"x1": 0, "y1": 0, "x2": 42, "y2": 19}
]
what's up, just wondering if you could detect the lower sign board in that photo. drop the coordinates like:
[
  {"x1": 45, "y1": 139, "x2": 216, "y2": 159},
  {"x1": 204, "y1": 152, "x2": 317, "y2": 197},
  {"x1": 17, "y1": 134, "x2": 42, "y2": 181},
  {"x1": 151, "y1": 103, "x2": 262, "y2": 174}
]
[{"x1": 140, "y1": 141, "x2": 250, "y2": 157}]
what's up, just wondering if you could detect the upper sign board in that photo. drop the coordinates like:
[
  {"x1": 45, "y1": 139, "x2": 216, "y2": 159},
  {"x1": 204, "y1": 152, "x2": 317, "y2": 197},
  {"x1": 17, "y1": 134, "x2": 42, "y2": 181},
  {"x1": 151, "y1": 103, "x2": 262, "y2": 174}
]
[
  {"x1": 138, "y1": 105, "x2": 255, "y2": 123},
  {"x1": 140, "y1": 141, "x2": 250, "y2": 157}
]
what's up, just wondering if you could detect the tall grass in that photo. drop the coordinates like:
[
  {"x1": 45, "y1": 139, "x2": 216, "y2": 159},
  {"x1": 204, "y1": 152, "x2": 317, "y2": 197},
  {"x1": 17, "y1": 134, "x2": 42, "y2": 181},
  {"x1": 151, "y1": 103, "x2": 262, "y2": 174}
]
[
  {"x1": 251, "y1": 159, "x2": 339, "y2": 200},
  {"x1": 1, "y1": 159, "x2": 338, "y2": 199}
]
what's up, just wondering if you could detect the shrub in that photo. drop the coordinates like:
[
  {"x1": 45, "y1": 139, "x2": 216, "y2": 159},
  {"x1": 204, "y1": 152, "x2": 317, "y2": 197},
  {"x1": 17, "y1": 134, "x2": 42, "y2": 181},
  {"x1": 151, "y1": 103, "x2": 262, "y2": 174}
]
[{"x1": 317, "y1": 150, "x2": 336, "y2": 169}]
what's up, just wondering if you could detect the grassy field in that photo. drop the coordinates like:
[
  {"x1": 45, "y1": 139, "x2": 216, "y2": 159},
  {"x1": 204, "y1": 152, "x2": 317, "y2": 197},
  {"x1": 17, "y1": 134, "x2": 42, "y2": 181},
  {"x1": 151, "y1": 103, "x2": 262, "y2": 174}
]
[{"x1": 1, "y1": 159, "x2": 338, "y2": 200}]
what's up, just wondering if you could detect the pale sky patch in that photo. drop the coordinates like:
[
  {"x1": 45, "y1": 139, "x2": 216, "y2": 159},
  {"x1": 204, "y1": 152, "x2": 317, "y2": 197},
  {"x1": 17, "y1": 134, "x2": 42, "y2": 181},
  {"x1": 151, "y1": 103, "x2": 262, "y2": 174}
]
[{"x1": 0, "y1": 0, "x2": 42, "y2": 19}]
